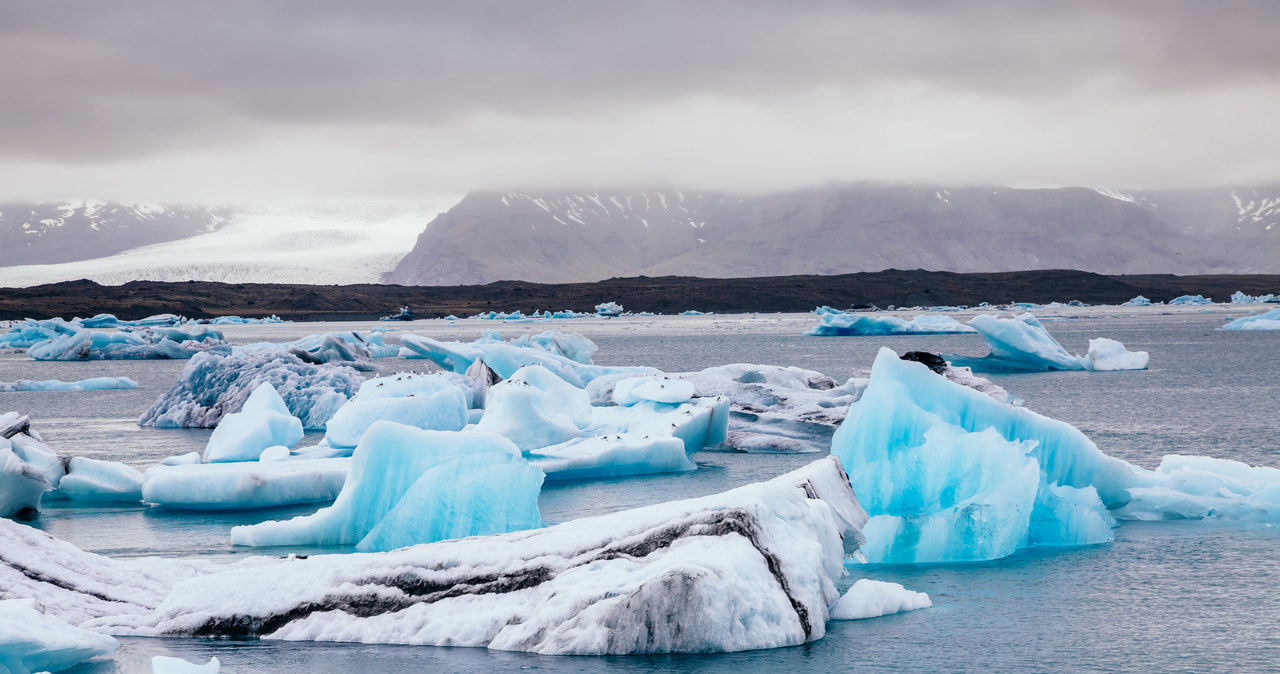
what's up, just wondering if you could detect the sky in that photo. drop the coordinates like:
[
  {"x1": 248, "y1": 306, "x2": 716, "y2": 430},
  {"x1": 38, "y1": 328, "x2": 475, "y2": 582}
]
[{"x1": 2, "y1": 0, "x2": 1278, "y2": 205}]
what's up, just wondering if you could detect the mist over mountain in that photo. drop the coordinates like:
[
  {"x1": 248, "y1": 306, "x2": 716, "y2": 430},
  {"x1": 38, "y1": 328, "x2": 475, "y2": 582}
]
[{"x1": 385, "y1": 184, "x2": 1280, "y2": 286}]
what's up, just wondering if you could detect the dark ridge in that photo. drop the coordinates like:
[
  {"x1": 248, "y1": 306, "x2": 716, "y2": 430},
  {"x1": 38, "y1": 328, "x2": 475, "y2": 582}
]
[{"x1": 2, "y1": 270, "x2": 1278, "y2": 321}]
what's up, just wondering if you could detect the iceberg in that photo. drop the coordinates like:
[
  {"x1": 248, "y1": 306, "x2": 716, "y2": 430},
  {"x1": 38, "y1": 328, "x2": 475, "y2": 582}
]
[
  {"x1": 398, "y1": 332, "x2": 655, "y2": 387},
  {"x1": 807, "y1": 308, "x2": 975, "y2": 336},
  {"x1": 142, "y1": 458, "x2": 350, "y2": 511},
  {"x1": 231, "y1": 423, "x2": 542, "y2": 551},
  {"x1": 1221, "y1": 307, "x2": 1280, "y2": 331},
  {"x1": 49, "y1": 457, "x2": 144, "y2": 504},
  {"x1": 152, "y1": 655, "x2": 221, "y2": 673},
  {"x1": 832, "y1": 348, "x2": 1136, "y2": 563},
  {"x1": 0, "y1": 376, "x2": 139, "y2": 392},
  {"x1": 201, "y1": 383, "x2": 304, "y2": 463},
  {"x1": 0, "y1": 414, "x2": 64, "y2": 517},
  {"x1": 829, "y1": 579, "x2": 931, "y2": 620},
  {"x1": 1230, "y1": 291, "x2": 1279, "y2": 304},
  {"x1": 27, "y1": 327, "x2": 229, "y2": 361},
  {"x1": 955, "y1": 313, "x2": 1148, "y2": 372},
  {"x1": 1114, "y1": 456, "x2": 1280, "y2": 521},
  {"x1": 79, "y1": 313, "x2": 123, "y2": 328},
  {"x1": 282, "y1": 331, "x2": 398, "y2": 370},
  {"x1": 139, "y1": 348, "x2": 362, "y2": 430},
  {"x1": 85, "y1": 457, "x2": 865, "y2": 655},
  {"x1": 210, "y1": 314, "x2": 284, "y2": 324},
  {"x1": 0, "y1": 599, "x2": 119, "y2": 674},
  {"x1": 0, "y1": 318, "x2": 81, "y2": 349},
  {"x1": 1168, "y1": 294, "x2": 1212, "y2": 305},
  {"x1": 613, "y1": 375, "x2": 696, "y2": 406},
  {"x1": 595, "y1": 301, "x2": 624, "y2": 316},
  {"x1": 1121, "y1": 295, "x2": 1152, "y2": 306},
  {"x1": 323, "y1": 372, "x2": 471, "y2": 449}
]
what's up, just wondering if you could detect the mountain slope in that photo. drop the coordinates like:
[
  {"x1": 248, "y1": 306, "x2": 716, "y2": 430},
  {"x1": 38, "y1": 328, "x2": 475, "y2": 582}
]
[{"x1": 387, "y1": 184, "x2": 1277, "y2": 286}]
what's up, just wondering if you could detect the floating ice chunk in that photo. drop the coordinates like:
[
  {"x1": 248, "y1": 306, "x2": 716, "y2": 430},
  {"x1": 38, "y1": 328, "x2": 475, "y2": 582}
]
[
  {"x1": 1116, "y1": 455, "x2": 1280, "y2": 521},
  {"x1": 613, "y1": 376, "x2": 696, "y2": 406},
  {"x1": 958, "y1": 313, "x2": 1148, "y2": 372},
  {"x1": 507, "y1": 331, "x2": 598, "y2": 364},
  {"x1": 27, "y1": 327, "x2": 229, "y2": 361},
  {"x1": 0, "y1": 598, "x2": 118, "y2": 673},
  {"x1": 51, "y1": 457, "x2": 144, "y2": 503},
  {"x1": 832, "y1": 348, "x2": 1141, "y2": 563},
  {"x1": 1169, "y1": 294, "x2": 1212, "y2": 305},
  {"x1": 143, "y1": 459, "x2": 350, "y2": 510},
  {"x1": 476, "y1": 378, "x2": 583, "y2": 452},
  {"x1": 133, "y1": 314, "x2": 185, "y2": 327},
  {"x1": 0, "y1": 318, "x2": 80, "y2": 348},
  {"x1": 80, "y1": 313, "x2": 122, "y2": 328},
  {"x1": 398, "y1": 333, "x2": 654, "y2": 387},
  {"x1": 283, "y1": 331, "x2": 397, "y2": 370},
  {"x1": 1230, "y1": 291, "x2": 1278, "y2": 304},
  {"x1": 98, "y1": 457, "x2": 865, "y2": 655},
  {"x1": 528, "y1": 434, "x2": 694, "y2": 479},
  {"x1": 323, "y1": 375, "x2": 469, "y2": 449},
  {"x1": 1222, "y1": 307, "x2": 1280, "y2": 331},
  {"x1": 807, "y1": 309, "x2": 975, "y2": 336},
  {"x1": 0, "y1": 376, "x2": 139, "y2": 392},
  {"x1": 1122, "y1": 295, "x2": 1152, "y2": 306},
  {"x1": 829, "y1": 579, "x2": 931, "y2": 620},
  {"x1": 595, "y1": 301, "x2": 624, "y2": 316},
  {"x1": 232, "y1": 423, "x2": 537, "y2": 548},
  {"x1": 508, "y1": 364, "x2": 592, "y2": 428},
  {"x1": 202, "y1": 383, "x2": 303, "y2": 463},
  {"x1": 152, "y1": 655, "x2": 221, "y2": 673},
  {"x1": 141, "y1": 325, "x2": 224, "y2": 344},
  {"x1": 160, "y1": 452, "x2": 201, "y2": 466},
  {"x1": 1, "y1": 445, "x2": 52, "y2": 518},
  {"x1": 139, "y1": 348, "x2": 361, "y2": 430}
]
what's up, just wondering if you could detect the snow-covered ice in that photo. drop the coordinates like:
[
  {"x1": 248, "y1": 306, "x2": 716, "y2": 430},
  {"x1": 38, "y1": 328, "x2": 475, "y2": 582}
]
[
  {"x1": 322, "y1": 372, "x2": 470, "y2": 449},
  {"x1": 201, "y1": 383, "x2": 304, "y2": 463},
  {"x1": 152, "y1": 655, "x2": 221, "y2": 673},
  {"x1": 139, "y1": 348, "x2": 362, "y2": 430},
  {"x1": 50, "y1": 457, "x2": 144, "y2": 504},
  {"x1": 0, "y1": 599, "x2": 118, "y2": 674},
  {"x1": 829, "y1": 579, "x2": 932, "y2": 620},
  {"x1": 142, "y1": 459, "x2": 350, "y2": 511}
]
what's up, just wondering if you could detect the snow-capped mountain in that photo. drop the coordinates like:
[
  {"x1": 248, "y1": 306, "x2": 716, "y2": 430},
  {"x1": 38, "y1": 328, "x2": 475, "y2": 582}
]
[
  {"x1": 388, "y1": 184, "x2": 1280, "y2": 285},
  {"x1": 0, "y1": 200, "x2": 229, "y2": 267},
  {"x1": 0, "y1": 201, "x2": 457, "y2": 287}
]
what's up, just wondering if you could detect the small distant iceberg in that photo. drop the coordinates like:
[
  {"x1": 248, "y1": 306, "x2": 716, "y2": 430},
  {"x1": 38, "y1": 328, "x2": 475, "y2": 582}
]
[
  {"x1": 1122, "y1": 295, "x2": 1152, "y2": 306},
  {"x1": 1229, "y1": 291, "x2": 1278, "y2": 304},
  {"x1": 595, "y1": 301, "x2": 624, "y2": 317},
  {"x1": 0, "y1": 376, "x2": 138, "y2": 392},
  {"x1": 1168, "y1": 294, "x2": 1212, "y2": 305},
  {"x1": 830, "y1": 579, "x2": 932, "y2": 620},
  {"x1": 28, "y1": 326, "x2": 228, "y2": 361},
  {"x1": 951, "y1": 313, "x2": 1148, "y2": 372},
  {"x1": 807, "y1": 307, "x2": 975, "y2": 336},
  {"x1": 1221, "y1": 307, "x2": 1280, "y2": 331}
]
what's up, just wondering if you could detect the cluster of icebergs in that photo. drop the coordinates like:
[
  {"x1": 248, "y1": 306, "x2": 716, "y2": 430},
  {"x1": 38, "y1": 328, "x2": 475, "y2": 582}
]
[{"x1": 2, "y1": 312, "x2": 1278, "y2": 667}]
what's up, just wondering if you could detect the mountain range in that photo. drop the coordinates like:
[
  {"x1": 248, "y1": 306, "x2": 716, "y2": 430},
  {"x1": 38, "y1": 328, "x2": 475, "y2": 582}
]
[{"x1": 1, "y1": 185, "x2": 1277, "y2": 288}]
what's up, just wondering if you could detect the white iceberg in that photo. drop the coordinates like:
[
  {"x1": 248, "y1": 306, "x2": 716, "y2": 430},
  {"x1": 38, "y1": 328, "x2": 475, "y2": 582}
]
[
  {"x1": 0, "y1": 376, "x2": 139, "y2": 392},
  {"x1": 152, "y1": 655, "x2": 221, "y2": 673},
  {"x1": 90, "y1": 457, "x2": 866, "y2": 655},
  {"x1": 142, "y1": 458, "x2": 350, "y2": 511},
  {"x1": 0, "y1": 598, "x2": 118, "y2": 674},
  {"x1": 139, "y1": 348, "x2": 362, "y2": 430},
  {"x1": 1222, "y1": 307, "x2": 1280, "y2": 331},
  {"x1": 807, "y1": 308, "x2": 976, "y2": 336},
  {"x1": 595, "y1": 301, "x2": 624, "y2": 316},
  {"x1": 323, "y1": 372, "x2": 471, "y2": 449},
  {"x1": 956, "y1": 313, "x2": 1148, "y2": 372},
  {"x1": 49, "y1": 457, "x2": 144, "y2": 504},
  {"x1": 201, "y1": 383, "x2": 304, "y2": 463},
  {"x1": 0, "y1": 414, "x2": 63, "y2": 517},
  {"x1": 1115, "y1": 456, "x2": 1280, "y2": 521},
  {"x1": 829, "y1": 579, "x2": 931, "y2": 620},
  {"x1": 1230, "y1": 291, "x2": 1278, "y2": 304},
  {"x1": 1169, "y1": 294, "x2": 1212, "y2": 305},
  {"x1": 231, "y1": 423, "x2": 543, "y2": 550}
]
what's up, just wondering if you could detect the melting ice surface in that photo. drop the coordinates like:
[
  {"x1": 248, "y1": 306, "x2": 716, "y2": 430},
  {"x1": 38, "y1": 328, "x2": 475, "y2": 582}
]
[
  {"x1": 952, "y1": 313, "x2": 1148, "y2": 372},
  {"x1": 833, "y1": 348, "x2": 1280, "y2": 564}
]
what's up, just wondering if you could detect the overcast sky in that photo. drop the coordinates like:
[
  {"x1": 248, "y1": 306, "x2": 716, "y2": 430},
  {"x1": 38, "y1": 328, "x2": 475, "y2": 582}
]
[{"x1": 2, "y1": 0, "x2": 1278, "y2": 204}]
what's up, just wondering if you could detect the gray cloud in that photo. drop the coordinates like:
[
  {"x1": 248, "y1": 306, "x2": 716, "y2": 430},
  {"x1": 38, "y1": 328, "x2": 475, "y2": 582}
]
[{"x1": 1, "y1": 0, "x2": 1277, "y2": 201}]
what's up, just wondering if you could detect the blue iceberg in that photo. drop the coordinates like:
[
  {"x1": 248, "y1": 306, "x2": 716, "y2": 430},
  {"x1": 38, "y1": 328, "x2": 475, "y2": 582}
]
[
  {"x1": 1168, "y1": 294, "x2": 1212, "y2": 305},
  {"x1": 142, "y1": 458, "x2": 350, "y2": 511},
  {"x1": 807, "y1": 308, "x2": 975, "y2": 336},
  {"x1": 1230, "y1": 291, "x2": 1278, "y2": 304},
  {"x1": 202, "y1": 383, "x2": 304, "y2": 463},
  {"x1": 1122, "y1": 295, "x2": 1152, "y2": 306},
  {"x1": 231, "y1": 422, "x2": 543, "y2": 550},
  {"x1": 953, "y1": 313, "x2": 1148, "y2": 372},
  {"x1": 27, "y1": 327, "x2": 229, "y2": 361},
  {"x1": 0, "y1": 599, "x2": 119, "y2": 674},
  {"x1": 323, "y1": 372, "x2": 471, "y2": 449},
  {"x1": 0, "y1": 377, "x2": 138, "y2": 392},
  {"x1": 1221, "y1": 307, "x2": 1280, "y2": 331}
]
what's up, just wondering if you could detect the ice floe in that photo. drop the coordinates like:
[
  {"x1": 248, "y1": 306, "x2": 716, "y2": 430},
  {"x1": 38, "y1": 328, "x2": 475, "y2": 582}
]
[
  {"x1": 0, "y1": 376, "x2": 139, "y2": 392},
  {"x1": 954, "y1": 313, "x2": 1148, "y2": 372},
  {"x1": 1221, "y1": 307, "x2": 1280, "y2": 331},
  {"x1": 807, "y1": 307, "x2": 975, "y2": 336},
  {"x1": 829, "y1": 579, "x2": 932, "y2": 620},
  {"x1": 142, "y1": 459, "x2": 350, "y2": 511}
]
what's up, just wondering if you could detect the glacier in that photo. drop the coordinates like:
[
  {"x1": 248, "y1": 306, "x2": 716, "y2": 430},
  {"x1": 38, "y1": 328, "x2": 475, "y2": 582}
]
[
  {"x1": 832, "y1": 348, "x2": 1280, "y2": 564},
  {"x1": 230, "y1": 423, "x2": 543, "y2": 551},
  {"x1": 201, "y1": 383, "x2": 304, "y2": 463},
  {"x1": 0, "y1": 457, "x2": 871, "y2": 655},
  {"x1": 139, "y1": 348, "x2": 363, "y2": 430},
  {"x1": 0, "y1": 376, "x2": 138, "y2": 392},
  {"x1": 954, "y1": 313, "x2": 1149, "y2": 372},
  {"x1": 1221, "y1": 307, "x2": 1280, "y2": 331},
  {"x1": 807, "y1": 307, "x2": 975, "y2": 336},
  {"x1": 0, "y1": 598, "x2": 119, "y2": 674}
]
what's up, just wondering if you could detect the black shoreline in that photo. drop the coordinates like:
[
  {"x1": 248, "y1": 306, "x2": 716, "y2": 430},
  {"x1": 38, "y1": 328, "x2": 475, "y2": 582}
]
[{"x1": 2, "y1": 270, "x2": 1278, "y2": 321}]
